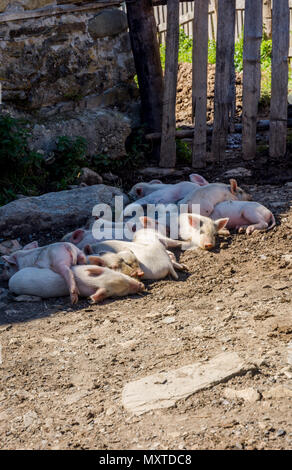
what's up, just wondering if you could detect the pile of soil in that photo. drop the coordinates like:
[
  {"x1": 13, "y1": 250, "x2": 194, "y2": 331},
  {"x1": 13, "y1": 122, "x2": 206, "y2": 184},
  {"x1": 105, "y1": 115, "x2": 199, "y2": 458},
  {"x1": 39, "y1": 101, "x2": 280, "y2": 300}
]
[{"x1": 176, "y1": 63, "x2": 243, "y2": 126}]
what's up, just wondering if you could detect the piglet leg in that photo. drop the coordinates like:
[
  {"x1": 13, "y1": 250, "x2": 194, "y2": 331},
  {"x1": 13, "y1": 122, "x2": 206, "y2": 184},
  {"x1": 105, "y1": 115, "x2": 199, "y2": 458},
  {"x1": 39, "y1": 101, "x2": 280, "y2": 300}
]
[
  {"x1": 90, "y1": 287, "x2": 107, "y2": 303},
  {"x1": 55, "y1": 264, "x2": 79, "y2": 304}
]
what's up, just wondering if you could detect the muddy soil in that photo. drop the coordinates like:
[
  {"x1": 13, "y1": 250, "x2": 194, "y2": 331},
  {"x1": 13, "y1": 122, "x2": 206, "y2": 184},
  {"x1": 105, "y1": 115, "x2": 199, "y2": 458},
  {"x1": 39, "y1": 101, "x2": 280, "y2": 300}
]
[{"x1": 0, "y1": 179, "x2": 291, "y2": 450}]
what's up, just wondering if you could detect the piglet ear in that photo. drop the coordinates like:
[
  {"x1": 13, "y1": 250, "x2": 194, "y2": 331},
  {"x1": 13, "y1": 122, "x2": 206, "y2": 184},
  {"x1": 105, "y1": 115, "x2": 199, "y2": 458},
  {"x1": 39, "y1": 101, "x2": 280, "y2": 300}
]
[
  {"x1": 71, "y1": 229, "x2": 85, "y2": 244},
  {"x1": 149, "y1": 179, "x2": 162, "y2": 184},
  {"x1": 136, "y1": 187, "x2": 143, "y2": 197},
  {"x1": 23, "y1": 241, "x2": 38, "y2": 250},
  {"x1": 139, "y1": 216, "x2": 155, "y2": 229},
  {"x1": 188, "y1": 214, "x2": 201, "y2": 229},
  {"x1": 229, "y1": 179, "x2": 238, "y2": 194},
  {"x1": 83, "y1": 244, "x2": 93, "y2": 255},
  {"x1": 2, "y1": 254, "x2": 17, "y2": 265},
  {"x1": 189, "y1": 173, "x2": 209, "y2": 186},
  {"x1": 88, "y1": 256, "x2": 106, "y2": 267},
  {"x1": 215, "y1": 218, "x2": 229, "y2": 232}
]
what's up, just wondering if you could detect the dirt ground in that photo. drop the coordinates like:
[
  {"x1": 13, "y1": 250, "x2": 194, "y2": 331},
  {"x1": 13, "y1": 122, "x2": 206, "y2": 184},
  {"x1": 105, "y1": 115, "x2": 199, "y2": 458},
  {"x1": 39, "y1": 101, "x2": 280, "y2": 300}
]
[
  {"x1": 176, "y1": 63, "x2": 269, "y2": 126},
  {"x1": 0, "y1": 176, "x2": 291, "y2": 450},
  {"x1": 0, "y1": 62, "x2": 291, "y2": 450}
]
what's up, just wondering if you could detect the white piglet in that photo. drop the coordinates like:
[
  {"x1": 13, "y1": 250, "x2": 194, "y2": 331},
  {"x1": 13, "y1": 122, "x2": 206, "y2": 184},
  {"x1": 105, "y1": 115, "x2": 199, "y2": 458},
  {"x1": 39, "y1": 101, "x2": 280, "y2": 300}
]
[
  {"x1": 211, "y1": 200, "x2": 276, "y2": 234},
  {"x1": 1, "y1": 241, "x2": 86, "y2": 304},
  {"x1": 179, "y1": 213, "x2": 229, "y2": 251},
  {"x1": 178, "y1": 179, "x2": 251, "y2": 217},
  {"x1": 9, "y1": 265, "x2": 145, "y2": 303}
]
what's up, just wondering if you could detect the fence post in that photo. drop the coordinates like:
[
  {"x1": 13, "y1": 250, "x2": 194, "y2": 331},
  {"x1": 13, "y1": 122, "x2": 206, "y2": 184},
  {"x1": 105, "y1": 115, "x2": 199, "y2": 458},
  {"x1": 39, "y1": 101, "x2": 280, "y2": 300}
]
[
  {"x1": 269, "y1": 0, "x2": 290, "y2": 159},
  {"x1": 263, "y1": 0, "x2": 272, "y2": 39},
  {"x1": 126, "y1": 0, "x2": 164, "y2": 159},
  {"x1": 192, "y1": 0, "x2": 209, "y2": 168},
  {"x1": 242, "y1": 0, "x2": 263, "y2": 161},
  {"x1": 160, "y1": 0, "x2": 180, "y2": 167},
  {"x1": 211, "y1": 0, "x2": 236, "y2": 162}
]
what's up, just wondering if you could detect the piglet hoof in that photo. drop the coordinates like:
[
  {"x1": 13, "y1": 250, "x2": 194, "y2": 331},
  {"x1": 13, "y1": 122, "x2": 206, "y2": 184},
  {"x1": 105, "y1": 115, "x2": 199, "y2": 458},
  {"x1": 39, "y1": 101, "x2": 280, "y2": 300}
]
[
  {"x1": 246, "y1": 227, "x2": 254, "y2": 236},
  {"x1": 70, "y1": 290, "x2": 79, "y2": 305},
  {"x1": 237, "y1": 227, "x2": 246, "y2": 234}
]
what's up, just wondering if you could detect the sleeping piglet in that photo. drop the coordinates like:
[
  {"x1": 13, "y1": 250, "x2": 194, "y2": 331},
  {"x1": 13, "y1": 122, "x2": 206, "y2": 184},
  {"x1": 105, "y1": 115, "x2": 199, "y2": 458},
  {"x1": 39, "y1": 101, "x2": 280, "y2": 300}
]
[
  {"x1": 1, "y1": 241, "x2": 86, "y2": 304},
  {"x1": 179, "y1": 213, "x2": 229, "y2": 251},
  {"x1": 210, "y1": 200, "x2": 276, "y2": 234},
  {"x1": 9, "y1": 265, "x2": 145, "y2": 303},
  {"x1": 178, "y1": 179, "x2": 251, "y2": 217}
]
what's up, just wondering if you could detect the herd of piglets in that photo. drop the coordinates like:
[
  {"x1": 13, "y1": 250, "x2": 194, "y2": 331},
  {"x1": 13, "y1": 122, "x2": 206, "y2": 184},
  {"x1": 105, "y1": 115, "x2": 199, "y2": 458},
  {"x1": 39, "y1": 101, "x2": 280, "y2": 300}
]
[{"x1": 0, "y1": 173, "x2": 276, "y2": 305}]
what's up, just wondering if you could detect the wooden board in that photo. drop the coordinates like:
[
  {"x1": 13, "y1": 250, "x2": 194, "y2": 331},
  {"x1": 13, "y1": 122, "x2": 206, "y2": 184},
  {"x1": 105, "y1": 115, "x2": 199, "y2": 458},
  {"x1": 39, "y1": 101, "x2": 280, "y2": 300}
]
[
  {"x1": 192, "y1": 0, "x2": 209, "y2": 168},
  {"x1": 269, "y1": 0, "x2": 290, "y2": 159},
  {"x1": 159, "y1": 0, "x2": 180, "y2": 167},
  {"x1": 211, "y1": 0, "x2": 236, "y2": 162},
  {"x1": 242, "y1": 0, "x2": 262, "y2": 160}
]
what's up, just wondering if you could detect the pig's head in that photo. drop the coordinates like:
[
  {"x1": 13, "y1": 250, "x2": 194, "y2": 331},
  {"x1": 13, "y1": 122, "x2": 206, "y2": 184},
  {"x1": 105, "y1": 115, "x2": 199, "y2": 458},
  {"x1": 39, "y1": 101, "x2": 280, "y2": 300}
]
[
  {"x1": 90, "y1": 266, "x2": 145, "y2": 301},
  {"x1": 128, "y1": 180, "x2": 163, "y2": 200},
  {"x1": 88, "y1": 250, "x2": 144, "y2": 279},
  {"x1": 61, "y1": 229, "x2": 85, "y2": 246},
  {"x1": 182, "y1": 214, "x2": 229, "y2": 250},
  {"x1": 189, "y1": 174, "x2": 209, "y2": 186},
  {"x1": 229, "y1": 179, "x2": 252, "y2": 201},
  {"x1": 0, "y1": 241, "x2": 38, "y2": 280}
]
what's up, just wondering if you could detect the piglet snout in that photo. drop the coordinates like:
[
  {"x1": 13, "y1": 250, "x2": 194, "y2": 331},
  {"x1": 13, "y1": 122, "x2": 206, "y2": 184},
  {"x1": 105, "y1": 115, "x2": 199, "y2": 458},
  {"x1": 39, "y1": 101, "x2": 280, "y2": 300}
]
[{"x1": 203, "y1": 243, "x2": 214, "y2": 250}]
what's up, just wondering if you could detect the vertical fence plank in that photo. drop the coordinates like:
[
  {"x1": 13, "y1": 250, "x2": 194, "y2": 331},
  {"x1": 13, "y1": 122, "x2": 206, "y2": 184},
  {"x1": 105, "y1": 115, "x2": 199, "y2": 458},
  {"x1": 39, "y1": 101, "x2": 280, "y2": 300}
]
[
  {"x1": 192, "y1": 0, "x2": 209, "y2": 168},
  {"x1": 269, "y1": 0, "x2": 290, "y2": 159},
  {"x1": 242, "y1": 0, "x2": 263, "y2": 160},
  {"x1": 126, "y1": 0, "x2": 164, "y2": 159},
  {"x1": 263, "y1": 0, "x2": 272, "y2": 38},
  {"x1": 211, "y1": 0, "x2": 236, "y2": 162},
  {"x1": 159, "y1": 0, "x2": 180, "y2": 167}
]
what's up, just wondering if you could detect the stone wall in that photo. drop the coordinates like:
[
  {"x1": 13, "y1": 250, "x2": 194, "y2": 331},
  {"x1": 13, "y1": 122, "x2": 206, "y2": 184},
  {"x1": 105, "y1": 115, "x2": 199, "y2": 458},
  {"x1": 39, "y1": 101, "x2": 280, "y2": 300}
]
[{"x1": 0, "y1": 1, "x2": 140, "y2": 158}]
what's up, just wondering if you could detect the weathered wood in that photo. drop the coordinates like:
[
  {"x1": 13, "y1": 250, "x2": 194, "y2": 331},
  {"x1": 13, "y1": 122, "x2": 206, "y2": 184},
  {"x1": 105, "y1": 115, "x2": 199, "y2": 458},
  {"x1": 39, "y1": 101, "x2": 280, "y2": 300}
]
[
  {"x1": 263, "y1": 0, "x2": 272, "y2": 39},
  {"x1": 126, "y1": 0, "x2": 164, "y2": 159},
  {"x1": 159, "y1": 0, "x2": 180, "y2": 167},
  {"x1": 269, "y1": 0, "x2": 290, "y2": 159},
  {"x1": 0, "y1": 1, "x2": 122, "y2": 22},
  {"x1": 191, "y1": 0, "x2": 209, "y2": 168},
  {"x1": 242, "y1": 0, "x2": 263, "y2": 161},
  {"x1": 211, "y1": 0, "x2": 236, "y2": 162},
  {"x1": 145, "y1": 119, "x2": 292, "y2": 141}
]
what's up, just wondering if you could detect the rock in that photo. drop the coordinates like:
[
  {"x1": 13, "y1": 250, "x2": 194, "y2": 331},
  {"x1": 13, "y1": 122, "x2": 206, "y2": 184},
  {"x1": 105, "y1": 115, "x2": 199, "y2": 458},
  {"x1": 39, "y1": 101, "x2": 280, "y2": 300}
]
[
  {"x1": 270, "y1": 202, "x2": 287, "y2": 208},
  {"x1": 276, "y1": 429, "x2": 286, "y2": 437},
  {"x1": 223, "y1": 387, "x2": 261, "y2": 403},
  {"x1": 102, "y1": 173, "x2": 119, "y2": 183},
  {"x1": 29, "y1": 109, "x2": 132, "y2": 158},
  {"x1": 79, "y1": 168, "x2": 103, "y2": 186},
  {"x1": 88, "y1": 9, "x2": 128, "y2": 39},
  {"x1": 262, "y1": 385, "x2": 292, "y2": 399},
  {"x1": 0, "y1": 240, "x2": 22, "y2": 255},
  {"x1": 122, "y1": 352, "x2": 256, "y2": 415},
  {"x1": 65, "y1": 390, "x2": 88, "y2": 405},
  {"x1": 0, "y1": 288, "x2": 9, "y2": 301},
  {"x1": 14, "y1": 295, "x2": 42, "y2": 302},
  {"x1": 162, "y1": 317, "x2": 176, "y2": 324},
  {"x1": 0, "y1": 184, "x2": 129, "y2": 238},
  {"x1": 139, "y1": 167, "x2": 184, "y2": 178},
  {"x1": 282, "y1": 254, "x2": 292, "y2": 264},
  {"x1": 285, "y1": 182, "x2": 292, "y2": 188},
  {"x1": 23, "y1": 410, "x2": 38, "y2": 428},
  {"x1": 223, "y1": 167, "x2": 252, "y2": 178}
]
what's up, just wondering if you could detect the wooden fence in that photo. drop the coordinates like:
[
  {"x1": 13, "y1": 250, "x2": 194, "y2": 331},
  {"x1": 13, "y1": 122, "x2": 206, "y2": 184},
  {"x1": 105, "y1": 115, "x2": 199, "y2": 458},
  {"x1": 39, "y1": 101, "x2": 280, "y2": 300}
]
[
  {"x1": 123, "y1": 1, "x2": 291, "y2": 167},
  {"x1": 154, "y1": 0, "x2": 244, "y2": 44},
  {"x1": 153, "y1": 1, "x2": 292, "y2": 58}
]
